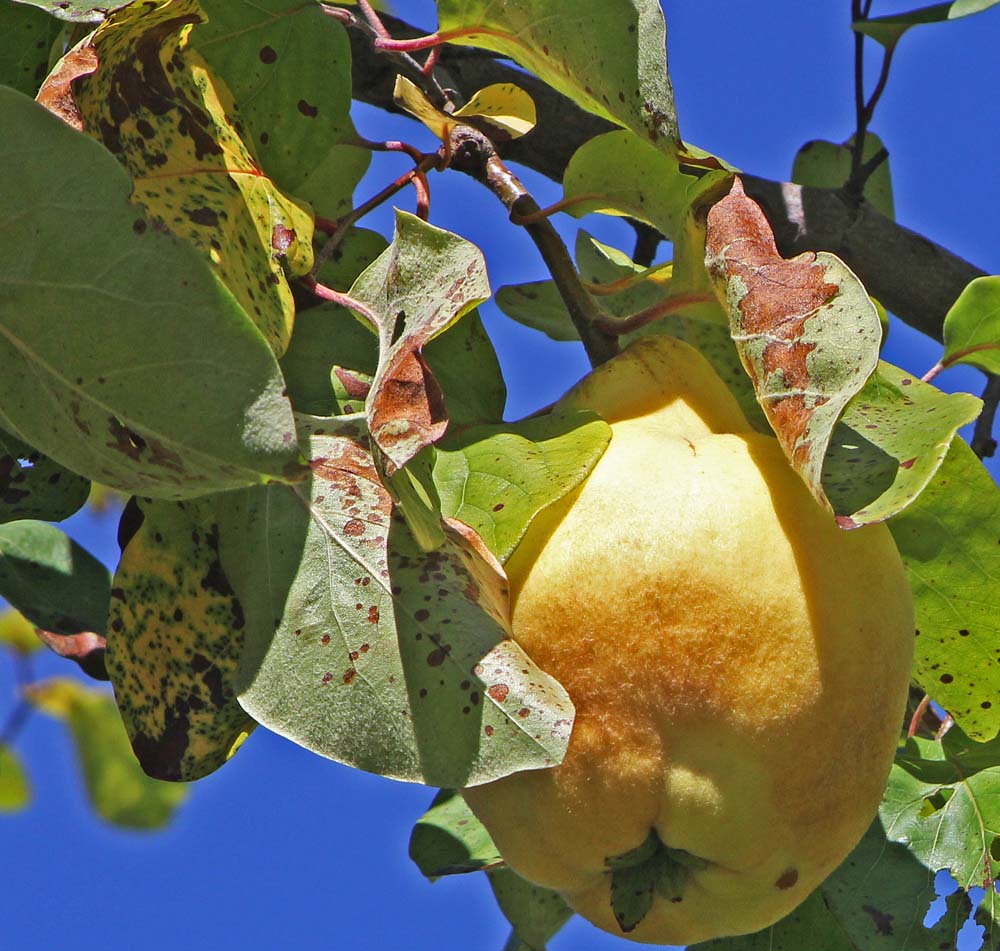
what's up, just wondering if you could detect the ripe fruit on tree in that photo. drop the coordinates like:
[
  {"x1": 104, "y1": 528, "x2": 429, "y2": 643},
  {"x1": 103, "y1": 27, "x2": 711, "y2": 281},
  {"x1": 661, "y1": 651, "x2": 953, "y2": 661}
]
[{"x1": 462, "y1": 335, "x2": 914, "y2": 945}]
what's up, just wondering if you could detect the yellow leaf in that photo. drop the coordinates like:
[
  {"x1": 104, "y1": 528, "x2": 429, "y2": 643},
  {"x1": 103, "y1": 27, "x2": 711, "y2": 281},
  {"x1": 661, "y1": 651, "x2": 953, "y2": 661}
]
[{"x1": 0, "y1": 609, "x2": 40, "y2": 655}]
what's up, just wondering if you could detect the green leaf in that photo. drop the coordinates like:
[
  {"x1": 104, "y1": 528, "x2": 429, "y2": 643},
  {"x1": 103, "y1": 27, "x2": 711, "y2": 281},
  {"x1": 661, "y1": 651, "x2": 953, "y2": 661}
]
[
  {"x1": 435, "y1": 0, "x2": 678, "y2": 148},
  {"x1": 881, "y1": 727, "x2": 1000, "y2": 902},
  {"x1": 350, "y1": 211, "x2": 492, "y2": 474},
  {"x1": 890, "y1": 439, "x2": 1000, "y2": 740},
  {"x1": 27, "y1": 677, "x2": 187, "y2": 829},
  {"x1": 63, "y1": 0, "x2": 314, "y2": 357},
  {"x1": 0, "y1": 2, "x2": 63, "y2": 95},
  {"x1": 219, "y1": 420, "x2": 575, "y2": 788},
  {"x1": 425, "y1": 312, "x2": 507, "y2": 428},
  {"x1": 695, "y1": 821, "x2": 981, "y2": 951},
  {"x1": 495, "y1": 280, "x2": 579, "y2": 342},
  {"x1": 191, "y1": 0, "x2": 369, "y2": 219},
  {"x1": 0, "y1": 87, "x2": 300, "y2": 498},
  {"x1": 107, "y1": 496, "x2": 256, "y2": 781},
  {"x1": 433, "y1": 410, "x2": 611, "y2": 564},
  {"x1": 489, "y1": 868, "x2": 573, "y2": 951},
  {"x1": 0, "y1": 520, "x2": 110, "y2": 634},
  {"x1": 792, "y1": 134, "x2": 894, "y2": 220},
  {"x1": 822, "y1": 362, "x2": 982, "y2": 527},
  {"x1": 706, "y1": 180, "x2": 883, "y2": 514},
  {"x1": 0, "y1": 428, "x2": 90, "y2": 524},
  {"x1": 10, "y1": 0, "x2": 132, "y2": 21},
  {"x1": 409, "y1": 789, "x2": 504, "y2": 877},
  {"x1": 941, "y1": 275, "x2": 1000, "y2": 375},
  {"x1": 563, "y1": 130, "x2": 731, "y2": 240},
  {"x1": 0, "y1": 608, "x2": 41, "y2": 654},
  {"x1": 855, "y1": 1, "x2": 1000, "y2": 47},
  {"x1": 0, "y1": 743, "x2": 31, "y2": 811}
]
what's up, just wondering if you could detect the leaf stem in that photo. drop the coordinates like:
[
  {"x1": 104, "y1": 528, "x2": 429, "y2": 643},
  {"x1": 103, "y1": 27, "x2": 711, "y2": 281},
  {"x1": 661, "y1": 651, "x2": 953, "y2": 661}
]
[
  {"x1": 907, "y1": 692, "x2": 931, "y2": 738},
  {"x1": 445, "y1": 125, "x2": 619, "y2": 366},
  {"x1": 301, "y1": 276, "x2": 382, "y2": 332},
  {"x1": 594, "y1": 293, "x2": 715, "y2": 336},
  {"x1": 508, "y1": 193, "x2": 606, "y2": 225},
  {"x1": 1, "y1": 652, "x2": 36, "y2": 746}
]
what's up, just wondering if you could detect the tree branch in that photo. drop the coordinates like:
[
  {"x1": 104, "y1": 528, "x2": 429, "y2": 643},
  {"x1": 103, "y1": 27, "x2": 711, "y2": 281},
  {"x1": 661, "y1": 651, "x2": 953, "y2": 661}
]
[{"x1": 346, "y1": 12, "x2": 987, "y2": 345}]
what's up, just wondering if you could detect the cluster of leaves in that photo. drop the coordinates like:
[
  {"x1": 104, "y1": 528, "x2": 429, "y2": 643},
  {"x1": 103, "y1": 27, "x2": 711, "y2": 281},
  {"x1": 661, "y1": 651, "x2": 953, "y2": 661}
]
[{"x1": 2, "y1": 0, "x2": 1000, "y2": 948}]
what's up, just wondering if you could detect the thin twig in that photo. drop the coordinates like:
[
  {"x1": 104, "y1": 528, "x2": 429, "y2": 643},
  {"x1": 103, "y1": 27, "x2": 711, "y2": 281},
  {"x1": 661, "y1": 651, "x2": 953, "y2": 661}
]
[
  {"x1": 907, "y1": 693, "x2": 931, "y2": 738},
  {"x1": 446, "y1": 125, "x2": 619, "y2": 366},
  {"x1": 972, "y1": 373, "x2": 1000, "y2": 459},
  {"x1": 594, "y1": 293, "x2": 716, "y2": 337},
  {"x1": 631, "y1": 221, "x2": 662, "y2": 269}
]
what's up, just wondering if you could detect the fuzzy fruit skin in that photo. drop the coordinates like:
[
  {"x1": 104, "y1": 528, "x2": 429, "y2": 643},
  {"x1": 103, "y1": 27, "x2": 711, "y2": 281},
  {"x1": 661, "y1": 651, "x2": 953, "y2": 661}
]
[{"x1": 462, "y1": 336, "x2": 914, "y2": 945}]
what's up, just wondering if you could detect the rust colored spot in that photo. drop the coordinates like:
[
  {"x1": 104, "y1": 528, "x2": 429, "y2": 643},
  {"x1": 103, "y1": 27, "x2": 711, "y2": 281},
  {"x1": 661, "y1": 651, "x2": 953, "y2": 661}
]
[
  {"x1": 940, "y1": 673, "x2": 954, "y2": 684},
  {"x1": 259, "y1": 45, "x2": 277, "y2": 64},
  {"x1": 297, "y1": 98, "x2": 318, "y2": 117},
  {"x1": 321, "y1": 672, "x2": 333, "y2": 684},
  {"x1": 343, "y1": 668, "x2": 357, "y2": 685},
  {"x1": 517, "y1": 707, "x2": 530, "y2": 718},
  {"x1": 487, "y1": 684, "x2": 509, "y2": 702},
  {"x1": 367, "y1": 606, "x2": 379, "y2": 624},
  {"x1": 484, "y1": 725, "x2": 494, "y2": 736},
  {"x1": 493, "y1": 503, "x2": 505, "y2": 512},
  {"x1": 360, "y1": 643, "x2": 370, "y2": 653},
  {"x1": 349, "y1": 650, "x2": 359, "y2": 661},
  {"x1": 321, "y1": 634, "x2": 331, "y2": 645},
  {"x1": 775, "y1": 868, "x2": 798, "y2": 889},
  {"x1": 900, "y1": 457, "x2": 917, "y2": 470},
  {"x1": 343, "y1": 518, "x2": 365, "y2": 536}
]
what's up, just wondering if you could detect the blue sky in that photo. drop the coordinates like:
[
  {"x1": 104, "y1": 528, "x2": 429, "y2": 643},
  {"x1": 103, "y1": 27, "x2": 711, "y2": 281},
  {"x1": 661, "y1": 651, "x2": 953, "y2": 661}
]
[{"x1": 4, "y1": 1, "x2": 1000, "y2": 949}]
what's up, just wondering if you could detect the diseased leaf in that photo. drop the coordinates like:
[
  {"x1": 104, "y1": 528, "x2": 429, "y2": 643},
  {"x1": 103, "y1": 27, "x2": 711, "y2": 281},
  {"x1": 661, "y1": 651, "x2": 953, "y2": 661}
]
[
  {"x1": 0, "y1": 743, "x2": 31, "y2": 812},
  {"x1": 10, "y1": 0, "x2": 132, "y2": 21},
  {"x1": 705, "y1": 178, "x2": 883, "y2": 511},
  {"x1": 219, "y1": 420, "x2": 575, "y2": 788},
  {"x1": 881, "y1": 727, "x2": 1000, "y2": 905},
  {"x1": 107, "y1": 496, "x2": 256, "y2": 781},
  {"x1": 0, "y1": 428, "x2": 90, "y2": 524},
  {"x1": 696, "y1": 821, "x2": 981, "y2": 951},
  {"x1": 891, "y1": 440, "x2": 1000, "y2": 740},
  {"x1": 0, "y1": 87, "x2": 300, "y2": 498},
  {"x1": 822, "y1": 363, "x2": 981, "y2": 527},
  {"x1": 436, "y1": 0, "x2": 678, "y2": 148},
  {"x1": 433, "y1": 410, "x2": 611, "y2": 564},
  {"x1": 51, "y1": 0, "x2": 314, "y2": 357},
  {"x1": 489, "y1": 868, "x2": 573, "y2": 951},
  {"x1": 350, "y1": 212, "x2": 492, "y2": 474},
  {"x1": 409, "y1": 789, "x2": 504, "y2": 878},
  {"x1": 0, "y1": 520, "x2": 110, "y2": 634},
  {"x1": 0, "y1": 2, "x2": 63, "y2": 96},
  {"x1": 27, "y1": 677, "x2": 187, "y2": 829},
  {"x1": 940, "y1": 275, "x2": 1000, "y2": 375},
  {"x1": 191, "y1": 0, "x2": 369, "y2": 218},
  {"x1": 855, "y1": 1, "x2": 1000, "y2": 47},
  {"x1": 563, "y1": 129, "x2": 731, "y2": 240},
  {"x1": 792, "y1": 134, "x2": 894, "y2": 220}
]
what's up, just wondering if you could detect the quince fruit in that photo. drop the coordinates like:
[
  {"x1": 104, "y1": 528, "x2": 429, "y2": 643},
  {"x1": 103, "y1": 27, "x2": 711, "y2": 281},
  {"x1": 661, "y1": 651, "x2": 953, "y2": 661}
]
[{"x1": 463, "y1": 335, "x2": 914, "y2": 945}]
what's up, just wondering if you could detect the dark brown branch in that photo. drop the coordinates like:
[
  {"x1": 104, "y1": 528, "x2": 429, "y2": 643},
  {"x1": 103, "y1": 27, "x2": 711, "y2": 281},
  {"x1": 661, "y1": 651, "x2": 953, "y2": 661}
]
[
  {"x1": 346, "y1": 12, "x2": 988, "y2": 345},
  {"x1": 446, "y1": 126, "x2": 619, "y2": 366},
  {"x1": 972, "y1": 374, "x2": 1000, "y2": 459}
]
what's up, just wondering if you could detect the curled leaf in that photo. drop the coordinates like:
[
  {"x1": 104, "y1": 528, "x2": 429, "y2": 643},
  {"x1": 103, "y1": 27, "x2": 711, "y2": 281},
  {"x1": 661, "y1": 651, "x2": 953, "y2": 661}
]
[{"x1": 705, "y1": 178, "x2": 882, "y2": 511}]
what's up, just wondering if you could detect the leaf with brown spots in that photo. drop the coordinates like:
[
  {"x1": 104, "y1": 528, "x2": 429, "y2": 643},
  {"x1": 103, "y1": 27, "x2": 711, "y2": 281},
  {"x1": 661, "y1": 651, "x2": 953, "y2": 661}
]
[
  {"x1": 488, "y1": 867, "x2": 574, "y2": 951},
  {"x1": 0, "y1": 3, "x2": 65, "y2": 98},
  {"x1": 881, "y1": 727, "x2": 1000, "y2": 918},
  {"x1": 350, "y1": 212, "x2": 492, "y2": 474},
  {"x1": 27, "y1": 677, "x2": 187, "y2": 829},
  {"x1": 219, "y1": 415, "x2": 575, "y2": 787},
  {"x1": 0, "y1": 428, "x2": 90, "y2": 524},
  {"x1": 435, "y1": 0, "x2": 678, "y2": 149},
  {"x1": 42, "y1": 0, "x2": 314, "y2": 356},
  {"x1": 12, "y1": 0, "x2": 134, "y2": 22},
  {"x1": 697, "y1": 821, "x2": 984, "y2": 950},
  {"x1": 190, "y1": 0, "x2": 369, "y2": 219},
  {"x1": 107, "y1": 496, "x2": 256, "y2": 781},
  {"x1": 891, "y1": 439, "x2": 1000, "y2": 740},
  {"x1": 409, "y1": 789, "x2": 505, "y2": 877},
  {"x1": 0, "y1": 86, "x2": 299, "y2": 498},
  {"x1": 705, "y1": 177, "x2": 883, "y2": 510}
]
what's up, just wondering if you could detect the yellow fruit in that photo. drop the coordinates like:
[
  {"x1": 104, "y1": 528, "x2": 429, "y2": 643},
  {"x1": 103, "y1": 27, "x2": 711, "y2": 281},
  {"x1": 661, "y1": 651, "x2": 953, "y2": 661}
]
[{"x1": 462, "y1": 335, "x2": 914, "y2": 945}]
